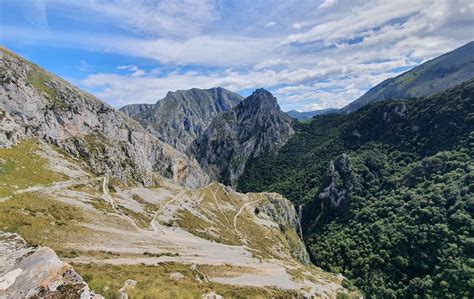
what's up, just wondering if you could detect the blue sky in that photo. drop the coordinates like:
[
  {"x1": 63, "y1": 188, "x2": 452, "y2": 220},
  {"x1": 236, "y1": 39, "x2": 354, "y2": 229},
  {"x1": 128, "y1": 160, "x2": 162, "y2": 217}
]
[{"x1": 1, "y1": 0, "x2": 473, "y2": 111}]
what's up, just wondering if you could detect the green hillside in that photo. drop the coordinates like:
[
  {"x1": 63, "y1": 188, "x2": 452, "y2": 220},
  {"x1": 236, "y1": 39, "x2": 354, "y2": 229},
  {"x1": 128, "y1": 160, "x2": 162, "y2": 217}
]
[
  {"x1": 340, "y1": 41, "x2": 474, "y2": 114},
  {"x1": 239, "y1": 80, "x2": 474, "y2": 297}
]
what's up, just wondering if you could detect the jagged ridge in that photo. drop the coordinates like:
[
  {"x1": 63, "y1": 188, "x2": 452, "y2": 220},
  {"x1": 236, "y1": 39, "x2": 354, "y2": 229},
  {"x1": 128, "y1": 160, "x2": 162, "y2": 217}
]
[{"x1": 190, "y1": 89, "x2": 295, "y2": 187}]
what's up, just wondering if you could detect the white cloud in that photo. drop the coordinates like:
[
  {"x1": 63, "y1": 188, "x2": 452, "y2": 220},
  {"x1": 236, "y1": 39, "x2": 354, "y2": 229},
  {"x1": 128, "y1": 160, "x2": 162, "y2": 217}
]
[
  {"x1": 318, "y1": 0, "x2": 337, "y2": 10},
  {"x1": 116, "y1": 65, "x2": 146, "y2": 77},
  {"x1": 265, "y1": 21, "x2": 277, "y2": 28},
  {"x1": 3, "y1": 0, "x2": 473, "y2": 110},
  {"x1": 76, "y1": 60, "x2": 94, "y2": 72}
]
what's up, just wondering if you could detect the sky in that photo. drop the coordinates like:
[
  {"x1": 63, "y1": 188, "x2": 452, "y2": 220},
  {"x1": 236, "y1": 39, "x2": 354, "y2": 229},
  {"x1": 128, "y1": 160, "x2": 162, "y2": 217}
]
[{"x1": 1, "y1": 0, "x2": 473, "y2": 111}]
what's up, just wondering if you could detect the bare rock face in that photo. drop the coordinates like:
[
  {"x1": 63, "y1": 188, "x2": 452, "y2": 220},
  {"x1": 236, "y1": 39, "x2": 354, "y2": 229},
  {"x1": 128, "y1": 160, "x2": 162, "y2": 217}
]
[
  {"x1": 318, "y1": 154, "x2": 357, "y2": 207},
  {"x1": 0, "y1": 107, "x2": 23, "y2": 148},
  {"x1": 256, "y1": 193, "x2": 310, "y2": 265},
  {"x1": 120, "y1": 88, "x2": 243, "y2": 152},
  {"x1": 190, "y1": 89, "x2": 294, "y2": 187},
  {"x1": 0, "y1": 232, "x2": 101, "y2": 298},
  {"x1": 0, "y1": 47, "x2": 209, "y2": 188}
]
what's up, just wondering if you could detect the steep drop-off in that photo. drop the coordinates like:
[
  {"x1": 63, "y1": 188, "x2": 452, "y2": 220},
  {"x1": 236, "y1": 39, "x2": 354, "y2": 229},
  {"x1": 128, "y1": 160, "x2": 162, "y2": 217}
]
[{"x1": 239, "y1": 80, "x2": 474, "y2": 297}]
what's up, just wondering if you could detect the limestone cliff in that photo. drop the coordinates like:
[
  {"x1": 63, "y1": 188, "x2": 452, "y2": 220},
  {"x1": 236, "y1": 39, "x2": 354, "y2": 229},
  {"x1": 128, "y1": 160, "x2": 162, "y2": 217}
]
[
  {"x1": 120, "y1": 88, "x2": 242, "y2": 152},
  {"x1": 190, "y1": 89, "x2": 294, "y2": 187},
  {"x1": 0, "y1": 47, "x2": 209, "y2": 188}
]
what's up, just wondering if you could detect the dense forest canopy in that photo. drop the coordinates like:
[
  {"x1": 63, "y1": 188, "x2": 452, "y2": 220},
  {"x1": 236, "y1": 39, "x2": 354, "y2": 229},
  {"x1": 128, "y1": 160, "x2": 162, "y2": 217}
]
[{"x1": 239, "y1": 80, "x2": 474, "y2": 297}]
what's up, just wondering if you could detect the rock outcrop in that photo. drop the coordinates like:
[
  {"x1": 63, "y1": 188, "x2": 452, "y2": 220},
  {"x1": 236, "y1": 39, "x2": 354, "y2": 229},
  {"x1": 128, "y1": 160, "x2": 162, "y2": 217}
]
[
  {"x1": 120, "y1": 88, "x2": 242, "y2": 152},
  {"x1": 0, "y1": 107, "x2": 23, "y2": 148},
  {"x1": 190, "y1": 89, "x2": 294, "y2": 187},
  {"x1": 318, "y1": 154, "x2": 357, "y2": 208},
  {"x1": 0, "y1": 47, "x2": 209, "y2": 188},
  {"x1": 0, "y1": 232, "x2": 101, "y2": 298},
  {"x1": 256, "y1": 193, "x2": 310, "y2": 264}
]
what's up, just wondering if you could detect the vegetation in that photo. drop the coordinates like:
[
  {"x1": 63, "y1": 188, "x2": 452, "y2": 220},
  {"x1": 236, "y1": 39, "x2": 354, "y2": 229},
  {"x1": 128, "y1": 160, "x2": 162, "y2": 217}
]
[
  {"x1": 26, "y1": 63, "x2": 71, "y2": 110},
  {"x1": 73, "y1": 262, "x2": 299, "y2": 298},
  {"x1": 0, "y1": 192, "x2": 88, "y2": 250},
  {"x1": 0, "y1": 139, "x2": 65, "y2": 197},
  {"x1": 239, "y1": 80, "x2": 474, "y2": 297}
]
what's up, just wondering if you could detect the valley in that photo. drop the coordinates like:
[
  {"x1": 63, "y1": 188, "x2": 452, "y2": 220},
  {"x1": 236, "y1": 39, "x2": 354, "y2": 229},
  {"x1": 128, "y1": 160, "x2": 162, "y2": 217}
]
[{"x1": 0, "y1": 24, "x2": 473, "y2": 298}]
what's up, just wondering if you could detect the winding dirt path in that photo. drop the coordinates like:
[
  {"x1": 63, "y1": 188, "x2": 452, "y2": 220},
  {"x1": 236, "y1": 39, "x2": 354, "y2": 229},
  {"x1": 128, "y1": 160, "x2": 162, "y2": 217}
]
[
  {"x1": 0, "y1": 177, "x2": 102, "y2": 202},
  {"x1": 101, "y1": 176, "x2": 143, "y2": 231},
  {"x1": 232, "y1": 195, "x2": 262, "y2": 243}
]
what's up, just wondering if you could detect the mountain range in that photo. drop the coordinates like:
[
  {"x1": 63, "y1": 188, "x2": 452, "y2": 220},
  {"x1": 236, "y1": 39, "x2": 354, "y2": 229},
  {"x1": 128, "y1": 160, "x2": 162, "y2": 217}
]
[
  {"x1": 120, "y1": 88, "x2": 242, "y2": 152},
  {"x1": 0, "y1": 40, "x2": 473, "y2": 298},
  {"x1": 340, "y1": 41, "x2": 474, "y2": 114},
  {"x1": 286, "y1": 108, "x2": 338, "y2": 121},
  {"x1": 0, "y1": 47, "x2": 356, "y2": 298}
]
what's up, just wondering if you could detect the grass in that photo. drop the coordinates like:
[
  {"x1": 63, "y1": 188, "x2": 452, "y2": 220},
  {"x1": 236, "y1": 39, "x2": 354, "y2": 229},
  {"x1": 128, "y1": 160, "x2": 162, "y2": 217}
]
[
  {"x1": 117, "y1": 204, "x2": 153, "y2": 229},
  {"x1": 0, "y1": 139, "x2": 66, "y2": 197},
  {"x1": 0, "y1": 192, "x2": 89, "y2": 250},
  {"x1": 26, "y1": 63, "x2": 71, "y2": 110},
  {"x1": 72, "y1": 262, "x2": 299, "y2": 299},
  {"x1": 175, "y1": 209, "x2": 240, "y2": 245}
]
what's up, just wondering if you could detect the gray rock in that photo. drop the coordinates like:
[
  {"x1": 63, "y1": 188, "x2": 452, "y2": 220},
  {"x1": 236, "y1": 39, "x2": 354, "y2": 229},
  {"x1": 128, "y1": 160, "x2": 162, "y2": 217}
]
[
  {"x1": 190, "y1": 89, "x2": 294, "y2": 187},
  {"x1": 0, "y1": 107, "x2": 23, "y2": 148},
  {"x1": 0, "y1": 231, "x2": 102, "y2": 299},
  {"x1": 0, "y1": 47, "x2": 209, "y2": 188},
  {"x1": 256, "y1": 193, "x2": 310, "y2": 265},
  {"x1": 318, "y1": 154, "x2": 357, "y2": 207},
  {"x1": 120, "y1": 87, "x2": 242, "y2": 152}
]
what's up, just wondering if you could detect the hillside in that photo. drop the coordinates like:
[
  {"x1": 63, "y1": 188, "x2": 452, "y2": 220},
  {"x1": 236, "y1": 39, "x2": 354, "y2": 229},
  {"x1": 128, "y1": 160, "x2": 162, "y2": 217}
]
[
  {"x1": 340, "y1": 41, "x2": 474, "y2": 114},
  {"x1": 0, "y1": 47, "x2": 209, "y2": 188},
  {"x1": 0, "y1": 139, "x2": 356, "y2": 298},
  {"x1": 120, "y1": 88, "x2": 242, "y2": 152},
  {"x1": 0, "y1": 47, "x2": 357, "y2": 298},
  {"x1": 239, "y1": 80, "x2": 474, "y2": 297}
]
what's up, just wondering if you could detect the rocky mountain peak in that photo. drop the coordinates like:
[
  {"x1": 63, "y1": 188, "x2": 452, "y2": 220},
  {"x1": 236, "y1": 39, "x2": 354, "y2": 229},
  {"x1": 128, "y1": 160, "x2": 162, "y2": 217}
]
[
  {"x1": 239, "y1": 88, "x2": 280, "y2": 113},
  {"x1": 190, "y1": 89, "x2": 294, "y2": 187},
  {"x1": 120, "y1": 87, "x2": 242, "y2": 152}
]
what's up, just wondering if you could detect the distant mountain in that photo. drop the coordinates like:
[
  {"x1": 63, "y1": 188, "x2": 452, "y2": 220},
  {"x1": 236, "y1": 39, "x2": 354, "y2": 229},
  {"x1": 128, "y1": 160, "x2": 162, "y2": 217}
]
[
  {"x1": 286, "y1": 108, "x2": 338, "y2": 121},
  {"x1": 190, "y1": 89, "x2": 295, "y2": 187},
  {"x1": 340, "y1": 41, "x2": 474, "y2": 114},
  {"x1": 0, "y1": 47, "x2": 209, "y2": 188},
  {"x1": 120, "y1": 88, "x2": 243, "y2": 152},
  {"x1": 239, "y1": 80, "x2": 474, "y2": 297}
]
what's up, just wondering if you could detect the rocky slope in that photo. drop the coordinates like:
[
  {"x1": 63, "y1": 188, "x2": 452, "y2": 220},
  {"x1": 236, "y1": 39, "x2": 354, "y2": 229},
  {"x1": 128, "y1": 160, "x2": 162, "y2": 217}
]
[
  {"x1": 0, "y1": 47, "x2": 209, "y2": 188},
  {"x1": 120, "y1": 88, "x2": 242, "y2": 152},
  {"x1": 340, "y1": 41, "x2": 474, "y2": 114},
  {"x1": 190, "y1": 89, "x2": 295, "y2": 187},
  {"x1": 0, "y1": 139, "x2": 357, "y2": 298},
  {"x1": 0, "y1": 232, "x2": 101, "y2": 298}
]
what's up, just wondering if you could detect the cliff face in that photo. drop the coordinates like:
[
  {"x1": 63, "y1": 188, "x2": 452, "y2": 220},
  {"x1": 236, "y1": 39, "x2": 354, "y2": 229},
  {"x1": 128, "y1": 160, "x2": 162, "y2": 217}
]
[
  {"x1": 0, "y1": 47, "x2": 209, "y2": 188},
  {"x1": 190, "y1": 89, "x2": 295, "y2": 187},
  {"x1": 120, "y1": 87, "x2": 242, "y2": 152}
]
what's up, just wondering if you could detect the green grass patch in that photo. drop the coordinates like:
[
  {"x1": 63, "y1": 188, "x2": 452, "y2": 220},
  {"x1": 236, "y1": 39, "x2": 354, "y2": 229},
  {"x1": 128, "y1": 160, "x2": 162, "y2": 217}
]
[
  {"x1": 0, "y1": 140, "x2": 66, "y2": 197},
  {"x1": 0, "y1": 192, "x2": 89, "y2": 250},
  {"x1": 73, "y1": 262, "x2": 298, "y2": 298}
]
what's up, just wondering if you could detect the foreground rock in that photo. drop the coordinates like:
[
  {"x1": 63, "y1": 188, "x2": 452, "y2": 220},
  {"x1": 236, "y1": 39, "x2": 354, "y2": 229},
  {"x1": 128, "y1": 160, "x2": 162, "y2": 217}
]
[{"x1": 0, "y1": 232, "x2": 101, "y2": 298}]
